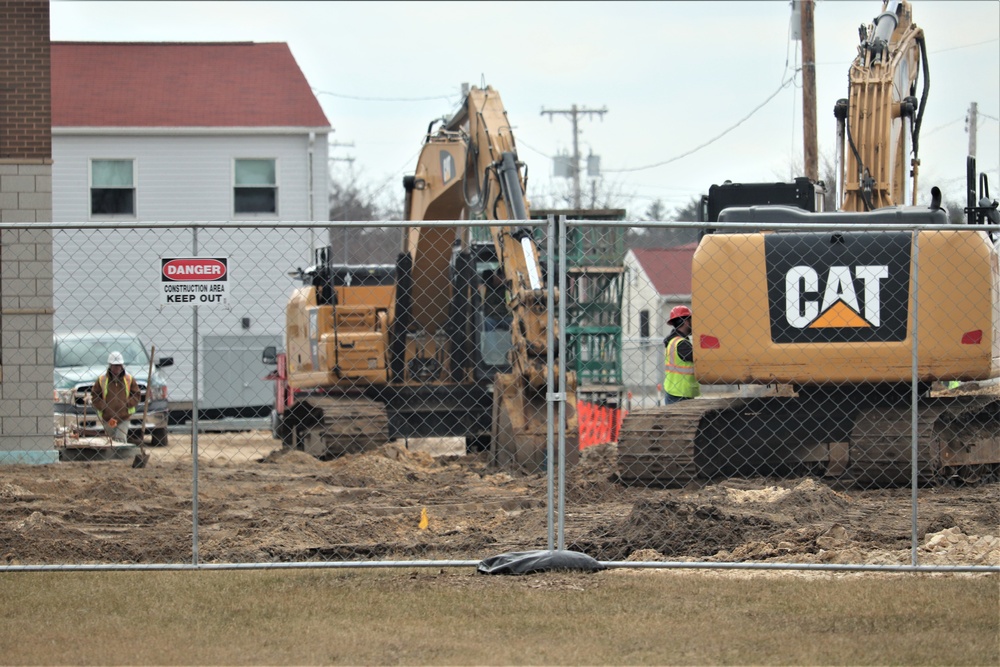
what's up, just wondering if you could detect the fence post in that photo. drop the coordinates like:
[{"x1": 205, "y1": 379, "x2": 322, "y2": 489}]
[
  {"x1": 909, "y1": 229, "x2": 920, "y2": 566},
  {"x1": 546, "y1": 215, "x2": 556, "y2": 551},
  {"x1": 191, "y1": 225, "x2": 200, "y2": 565},
  {"x1": 557, "y1": 215, "x2": 568, "y2": 550}
]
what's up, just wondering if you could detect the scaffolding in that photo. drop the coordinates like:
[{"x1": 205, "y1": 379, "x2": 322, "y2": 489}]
[{"x1": 531, "y1": 209, "x2": 626, "y2": 413}]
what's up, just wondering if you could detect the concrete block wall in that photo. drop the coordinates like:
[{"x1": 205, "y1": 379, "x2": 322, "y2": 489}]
[
  {"x1": 0, "y1": 162, "x2": 55, "y2": 461},
  {"x1": 1, "y1": 0, "x2": 56, "y2": 462}
]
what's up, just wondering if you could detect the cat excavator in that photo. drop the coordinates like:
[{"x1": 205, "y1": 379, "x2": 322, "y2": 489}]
[
  {"x1": 266, "y1": 85, "x2": 576, "y2": 471},
  {"x1": 618, "y1": 0, "x2": 1000, "y2": 487}
]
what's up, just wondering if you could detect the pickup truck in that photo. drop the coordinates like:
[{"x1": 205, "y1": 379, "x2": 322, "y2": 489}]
[{"x1": 54, "y1": 331, "x2": 174, "y2": 446}]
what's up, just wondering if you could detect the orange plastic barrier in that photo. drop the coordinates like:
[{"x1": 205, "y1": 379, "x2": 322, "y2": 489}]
[{"x1": 577, "y1": 400, "x2": 627, "y2": 449}]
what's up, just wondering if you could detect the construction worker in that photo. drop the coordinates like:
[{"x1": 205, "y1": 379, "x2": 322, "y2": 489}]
[
  {"x1": 663, "y1": 305, "x2": 699, "y2": 404},
  {"x1": 89, "y1": 351, "x2": 140, "y2": 442}
]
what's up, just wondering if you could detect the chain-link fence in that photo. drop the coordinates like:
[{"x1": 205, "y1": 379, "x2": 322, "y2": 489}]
[{"x1": 1, "y1": 218, "x2": 998, "y2": 571}]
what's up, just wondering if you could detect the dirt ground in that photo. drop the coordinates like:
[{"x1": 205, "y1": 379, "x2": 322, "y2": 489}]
[{"x1": 2, "y1": 414, "x2": 997, "y2": 569}]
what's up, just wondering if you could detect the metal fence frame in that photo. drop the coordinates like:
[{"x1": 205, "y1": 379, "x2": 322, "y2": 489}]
[{"x1": 1, "y1": 217, "x2": 997, "y2": 573}]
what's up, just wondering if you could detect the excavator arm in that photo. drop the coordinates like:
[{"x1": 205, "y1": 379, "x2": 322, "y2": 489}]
[
  {"x1": 836, "y1": 0, "x2": 928, "y2": 211},
  {"x1": 403, "y1": 85, "x2": 577, "y2": 471}
]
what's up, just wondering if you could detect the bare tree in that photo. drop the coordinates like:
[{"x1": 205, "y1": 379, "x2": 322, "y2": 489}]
[
  {"x1": 528, "y1": 176, "x2": 633, "y2": 214},
  {"x1": 643, "y1": 199, "x2": 668, "y2": 221},
  {"x1": 625, "y1": 195, "x2": 702, "y2": 249},
  {"x1": 327, "y1": 168, "x2": 402, "y2": 265}
]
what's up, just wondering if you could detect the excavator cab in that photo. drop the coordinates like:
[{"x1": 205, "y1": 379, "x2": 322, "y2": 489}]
[{"x1": 465, "y1": 241, "x2": 513, "y2": 378}]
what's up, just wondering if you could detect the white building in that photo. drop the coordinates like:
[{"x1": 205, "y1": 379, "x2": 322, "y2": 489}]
[
  {"x1": 619, "y1": 244, "x2": 697, "y2": 405},
  {"x1": 623, "y1": 244, "x2": 696, "y2": 340},
  {"x1": 51, "y1": 42, "x2": 332, "y2": 413}
]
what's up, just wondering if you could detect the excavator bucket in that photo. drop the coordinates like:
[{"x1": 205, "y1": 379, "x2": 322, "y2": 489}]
[{"x1": 490, "y1": 372, "x2": 578, "y2": 473}]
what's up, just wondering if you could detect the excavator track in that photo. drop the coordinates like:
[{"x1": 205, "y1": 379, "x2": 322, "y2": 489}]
[
  {"x1": 617, "y1": 395, "x2": 1000, "y2": 488},
  {"x1": 847, "y1": 395, "x2": 1000, "y2": 486},
  {"x1": 290, "y1": 396, "x2": 390, "y2": 460},
  {"x1": 617, "y1": 398, "x2": 736, "y2": 487}
]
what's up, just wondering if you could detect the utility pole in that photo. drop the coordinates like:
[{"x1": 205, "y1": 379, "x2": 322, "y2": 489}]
[
  {"x1": 800, "y1": 0, "x2": 819, "y2": 182},
  {"x1": 329, "y1": 140, "x2": 356, "y2": 164},
  {"x1": 541, "y1": 104, "x2": 608, "y2": 208},
  {"x1": 329, "y1": 141, "x2": 356, "y2": 264},
  {"x1": 966, "y1": 101, "x2": 978, "y2": 158}
]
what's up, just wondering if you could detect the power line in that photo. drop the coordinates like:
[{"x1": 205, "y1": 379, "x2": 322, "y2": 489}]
[
  {"x1": 930, "y1": 37, "x2": 999, "y2": 54},
  {"x1": 815, "y1": 37, "x2": 999, "y2": 66},
  {"x1": 923, "y1": 117, "x2": 964, "y2": 136},
  {"x1": 604, "y1": 75, "x2": 797, "y2": 174},
  {"x1": 312, "y1": 88, "x2": 457, "y2": 103},
  {"x1": 516, "y1": 137, "x2": 553, "y2": 161}
]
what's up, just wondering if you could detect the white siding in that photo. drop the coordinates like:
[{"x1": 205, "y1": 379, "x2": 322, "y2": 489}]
[
  {"x1": 53, "y1": 133, "x2": 328, "y2": 222},
  {"x1": 52, "y1": 132, "x2": 330, "y2": 405},
  {"x1": 622, "y1": 250, "x2": 664, "y2": 338}
]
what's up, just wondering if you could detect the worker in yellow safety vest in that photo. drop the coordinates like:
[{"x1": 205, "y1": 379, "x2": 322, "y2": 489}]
[
  {"x1": 663, "y1": 305, "x2": 699, "y2": 404},
  {"x1": 89, "y1": 351, "x2": 140, "y2": 442}
]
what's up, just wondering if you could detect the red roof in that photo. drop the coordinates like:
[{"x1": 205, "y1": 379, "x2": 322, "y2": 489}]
[
  {"x1": 631, "y1": 245, "x2": 697, "y2": 296},
  {"x1": 51, "y1": 42, "x2": 331, "y2": 128}
]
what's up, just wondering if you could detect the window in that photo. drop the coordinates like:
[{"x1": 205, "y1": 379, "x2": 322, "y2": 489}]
[
  {"x1": 639, "y1": 310, "x2": 650, "y2": 339},
  {"x1": 234, "y1": 159, "x2": 277, "y2": 214},
  {"x1": 90, "y1": 159, "x2": 135, "y2": 216}
]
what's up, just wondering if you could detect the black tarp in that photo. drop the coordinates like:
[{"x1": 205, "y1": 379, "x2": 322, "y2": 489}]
[{"x1": 477, "y1": 550, "x2": 606, "y2": 575}]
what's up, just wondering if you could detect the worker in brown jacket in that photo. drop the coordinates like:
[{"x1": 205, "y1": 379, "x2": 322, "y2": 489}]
[{"x1": 89, "y1": 351, "x2": 140, "y2": 442}]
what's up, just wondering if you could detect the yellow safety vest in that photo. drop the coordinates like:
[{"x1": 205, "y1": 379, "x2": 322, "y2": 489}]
[
  {"x1": 663, "y1": 337, "x2": 699, "y2": 398},
  {"x1": 97, "y1": 373, "x2": 137, "y2": 417}
]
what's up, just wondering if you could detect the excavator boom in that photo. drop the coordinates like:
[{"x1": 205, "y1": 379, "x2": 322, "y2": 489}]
[
  {"x1": 836, "y1": 0, "x2": 928, "y2": 211},
  {"x1": 403, "y1": 85, "x2": 578, "y2": 471}
]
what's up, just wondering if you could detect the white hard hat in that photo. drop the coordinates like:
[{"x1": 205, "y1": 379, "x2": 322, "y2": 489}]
[{"x1": 107, "y1": 351, "x2": 125, "y2": 365}]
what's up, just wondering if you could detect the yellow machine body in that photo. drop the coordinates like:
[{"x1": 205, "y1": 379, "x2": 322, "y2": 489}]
[{"x1": 693, "y1": 228, "x2": 1000, "y2": 385}]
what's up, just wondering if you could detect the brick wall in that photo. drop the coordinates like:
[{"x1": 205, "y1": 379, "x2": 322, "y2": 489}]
[
  {"x1": 0, "y1": 0, "x2": 52, "y2": 160},
  {"x1": 0, "y1": 0, "x2": 55, "y2": 461}
]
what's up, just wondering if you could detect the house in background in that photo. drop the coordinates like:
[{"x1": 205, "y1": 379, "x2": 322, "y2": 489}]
[
  {"x1": 622, "y1": 243, "x2": 742, "y2": 402},
  {"x1": 623, "y1": 244, "x2": 696, "y2": 341},
  {"x1": 51, "y1": 42, "x2": 332, "y2": 416},
  {"x1": 619, "y1": 244, "x2": 697, "y2": 405}
]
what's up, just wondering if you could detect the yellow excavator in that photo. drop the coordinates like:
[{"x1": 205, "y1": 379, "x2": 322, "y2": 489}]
[
  {"x1": 618, "y1": 0, "x2": 1000, "y2": 487},
  {"x1": 265, "y1": 85, "x2": 577, "y2": 471}
]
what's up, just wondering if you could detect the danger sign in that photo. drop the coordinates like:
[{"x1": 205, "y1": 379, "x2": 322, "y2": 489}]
[
  {"x1": 162, "y1": 257, "x2": 227, "y2": 280},
  {"x1": 160, "y1": 257, "x2": 230, "y2": 307}
]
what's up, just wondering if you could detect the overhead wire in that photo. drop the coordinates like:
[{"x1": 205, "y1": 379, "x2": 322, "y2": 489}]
[
  {"x1": 312, "y1": 88, "x2": 458, "y2": 103},
  {"x1": 929, "y1": 37, "x2": 999, "y2": 54},
  {"x1": 515, "y1": 138, "x2": 553, "y2": 161},
  {"x1": 604, "y1": 74, "x2": 798, "y2": 174},
  {"x1": 314, "y1": 31, "x2": 996, "y2": 203}
]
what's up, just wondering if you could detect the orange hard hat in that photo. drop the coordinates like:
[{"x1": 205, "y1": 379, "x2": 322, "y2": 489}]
[{"x1": 667, "y1": 305, "x2": 692, "y2": 325}]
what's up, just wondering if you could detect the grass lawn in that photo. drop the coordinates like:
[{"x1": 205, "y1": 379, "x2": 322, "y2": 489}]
[{"x1": 0, "y1": 568, "x2": 996, "y2": 665}]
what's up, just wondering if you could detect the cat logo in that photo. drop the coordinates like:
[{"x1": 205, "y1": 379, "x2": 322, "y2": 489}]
[
  {"x1": 765, "y1": 232, "x2": 911, "y2": 344},
  {"x1": 784, "y1": 265, "x2": 888, "y2": 329},
  {"x1": 440, "y1": 151, "x2": 456, "y2": 185}
]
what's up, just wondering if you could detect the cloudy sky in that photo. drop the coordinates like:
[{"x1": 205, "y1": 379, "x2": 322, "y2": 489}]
[{"x1": 50, "y1": 0, "x2": 999, "y2": 217}]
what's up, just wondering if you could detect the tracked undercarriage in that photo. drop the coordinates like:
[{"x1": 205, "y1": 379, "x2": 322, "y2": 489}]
[
  {"x1": 617, "y1": 390, "x2": 1000, "y2": 488},
  {"x1": 283, "y1": 396, "x2": 391, "y2": 459},
  {"x1": 279, "y1": 385, "x2": 495, "y2": 460}
]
